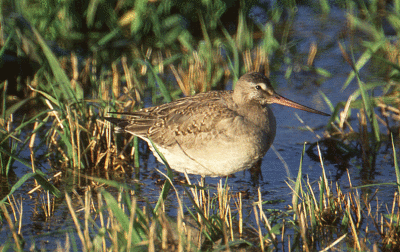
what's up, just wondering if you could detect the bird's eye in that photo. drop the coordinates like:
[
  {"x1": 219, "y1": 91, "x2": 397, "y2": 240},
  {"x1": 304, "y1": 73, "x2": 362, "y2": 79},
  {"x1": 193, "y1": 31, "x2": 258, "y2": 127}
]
[{"x1": 255, "y1": 85, "x2": 261, "y2": 90}]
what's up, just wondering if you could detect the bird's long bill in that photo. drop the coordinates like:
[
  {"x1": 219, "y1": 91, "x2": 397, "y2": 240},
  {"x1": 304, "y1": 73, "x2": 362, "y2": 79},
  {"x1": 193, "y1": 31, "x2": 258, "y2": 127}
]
[{"x1": 270, "y1": 94, "x2": 330, "y2": 116}]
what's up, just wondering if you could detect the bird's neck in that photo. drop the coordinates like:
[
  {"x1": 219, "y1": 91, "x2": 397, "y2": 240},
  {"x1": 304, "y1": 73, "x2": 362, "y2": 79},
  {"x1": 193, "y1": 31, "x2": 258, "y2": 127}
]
[{"x1": 236, "y1": 103, "x2": 272, "y2": 129}]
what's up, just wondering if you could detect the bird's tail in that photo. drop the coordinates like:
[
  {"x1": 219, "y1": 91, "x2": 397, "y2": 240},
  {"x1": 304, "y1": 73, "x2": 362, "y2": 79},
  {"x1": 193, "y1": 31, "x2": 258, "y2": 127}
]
[{"x1": 104, "y1": 117, "x2": 130, "y2": 132}]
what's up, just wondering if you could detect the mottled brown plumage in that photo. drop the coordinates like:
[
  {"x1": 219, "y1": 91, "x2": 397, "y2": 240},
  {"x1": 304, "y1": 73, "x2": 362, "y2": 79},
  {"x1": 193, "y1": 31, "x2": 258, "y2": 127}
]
[{"x1": 105, "y1": 72, "x2": 329, "y2": 177}]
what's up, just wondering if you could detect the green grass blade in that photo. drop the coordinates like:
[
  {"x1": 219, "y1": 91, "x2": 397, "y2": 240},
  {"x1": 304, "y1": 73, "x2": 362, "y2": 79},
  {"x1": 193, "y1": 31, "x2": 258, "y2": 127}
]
[
  {"x1": 220, "y1": 24, "x2": 239, "y2": 78},
  {"x1": 392, "y1": 133, "x2": 400, "y2": 192},
  {"x1": 339, "y1": 42, "x2": 380, "y2": 142},
  {"x1": 292, "y1": 143, "x2": 306, "y2": 220},
  {"x1": 33, "y1": 170, "x2": 61, "y2": 196},
  {"x1": 0, "y1": 30, "x2": 14, "y2": 57},
  {"x1": 148, "y1": 138, "x2": 174, "y2": 213},
  {"x1": 319, "y1": 0, "x2": 330, "y2": 14},
  {"x1": 319, "y1": 177, "x2": 325, "y2": 213},
  {"x1": 86, "y1": 0, "x2": 101, "y2": 28},
  {"x1": 341, "y1": 18, "x2": 385, "y2": 90},
  {"x1": 318, "y1": 91, "x2": 334, "y2": 113},
  {"x1": 0, "y1": 173, "x2": 37, "y2": 204},
  {"x1": 0, "y1": 110, "x2": 50, "y2": 146},
  {"x1": 0, "y1": 171, "x2": 60, "y2": 204},
  {"x1": 182, "y1": 185, "x2": 221, "y2": 241},
  {"x1": 101, "y1": 190, "x2": 145, "y2": 244},
  {"x1": 87, "y1": 177, "x2": 131, "y2": 191},
  {"x1": 4, "y1": 98, "x2": 32, "y2": 118},
  {"x1": 261, "y1": 23, "x2": 280, "y2": 56},
  {"x1": 134, "y1": 136, "x2": 140, "y2": 168},
  {"x1": 32, "y1": 27, "x2": 83, "y2": 102},
  {"x1": 145, "y1": 61, "x2": 172, "y2": 103}
]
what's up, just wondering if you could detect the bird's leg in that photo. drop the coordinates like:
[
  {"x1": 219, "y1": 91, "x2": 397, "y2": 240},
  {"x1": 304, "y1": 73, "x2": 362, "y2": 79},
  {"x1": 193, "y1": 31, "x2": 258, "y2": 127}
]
[{"x1": 249, "y1": 159, "x2": 263, "y2": 186}]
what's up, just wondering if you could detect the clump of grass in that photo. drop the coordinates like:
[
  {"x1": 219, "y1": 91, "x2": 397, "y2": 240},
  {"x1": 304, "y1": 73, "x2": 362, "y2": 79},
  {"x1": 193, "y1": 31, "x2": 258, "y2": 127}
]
[
  {"x1": 1, "y1": 137, "x2": 400, "y2": 251},
  {"x1": 325, "y1": 1, "x2": 400, "y2": 143},
  {"x1": 51, "y1": 179, "x2": 254, "y2": 251},
  {"x1": 372, "y1": 192, "x2": 400, "y2": 251},
  {"x1": 286, "y1": 139, "x2": 400, "y2": 251}
]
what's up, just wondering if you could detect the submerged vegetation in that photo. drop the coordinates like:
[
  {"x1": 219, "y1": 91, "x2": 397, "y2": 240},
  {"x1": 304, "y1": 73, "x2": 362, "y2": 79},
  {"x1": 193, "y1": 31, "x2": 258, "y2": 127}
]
[{"x1": 0, "y1": 0, "x2": 400, "y2": 250}]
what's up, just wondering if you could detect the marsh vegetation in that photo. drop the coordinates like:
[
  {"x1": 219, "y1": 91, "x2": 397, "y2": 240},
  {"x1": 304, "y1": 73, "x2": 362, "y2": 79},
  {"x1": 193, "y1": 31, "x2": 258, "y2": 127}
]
[{"x1": 1, "y1": 0, "x2": 400, "y2": 251}]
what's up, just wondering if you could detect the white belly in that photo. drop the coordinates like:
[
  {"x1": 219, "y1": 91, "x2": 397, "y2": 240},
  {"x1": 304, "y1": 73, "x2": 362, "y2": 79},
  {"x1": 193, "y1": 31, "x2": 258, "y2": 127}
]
[{"x1": 144, "y1": 130, "x2": 274, "y2": 177}]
